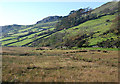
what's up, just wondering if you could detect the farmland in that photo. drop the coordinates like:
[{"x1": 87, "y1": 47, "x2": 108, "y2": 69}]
[{"x1": 1, "y1": 13, "x2": 119, "y2": 48}]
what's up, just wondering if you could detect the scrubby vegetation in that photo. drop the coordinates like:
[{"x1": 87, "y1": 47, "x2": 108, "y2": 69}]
[
  {"x1": 2, "y1": 47, "x2": 118, "y2": 82},
  {"x1": 33, "y1": 14, "x2": 119, "y2": 48}
]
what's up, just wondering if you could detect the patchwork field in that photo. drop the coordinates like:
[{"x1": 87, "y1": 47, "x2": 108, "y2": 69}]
[
  {"x1": 2, "y1": 47, "x2": 118, "y2": 82},
  {"x1": 2, "y1": 14, "x2": 119, "y2": 48}
]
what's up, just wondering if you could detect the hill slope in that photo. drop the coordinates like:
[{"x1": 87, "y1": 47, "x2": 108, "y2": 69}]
[
  {"x1": 1, "y1": 1, "x2": 119, "y2": 48},
  {"x1": 1, "y1": 16, "x2": 60, "y2": 47},
  {"x1": 33, "y1": 14, "x2": 119, "y2": 48}
]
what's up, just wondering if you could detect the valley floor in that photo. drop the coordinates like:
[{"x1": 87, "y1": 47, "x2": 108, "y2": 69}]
[{"x1": 2, "y1": 47, "x2": 119, "y2": 82}]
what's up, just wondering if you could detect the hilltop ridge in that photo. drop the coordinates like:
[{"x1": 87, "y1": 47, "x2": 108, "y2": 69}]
[{"x1": 36, "y1": 16, "x2": 62, "y2": 24}]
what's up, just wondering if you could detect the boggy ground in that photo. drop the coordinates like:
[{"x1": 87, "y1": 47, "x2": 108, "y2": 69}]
[{"x1": 2, "y1": 47, "x2": 119, "y2": 82}]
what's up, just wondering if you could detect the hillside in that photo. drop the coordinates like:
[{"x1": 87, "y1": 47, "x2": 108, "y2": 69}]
[
  {"x1": 55, "y1": 1, "x2": 118, "y2": 30},
  {"x1": 33, "y1": 14, "x2": 119, "y2": 48},
  {"x1": 1, "y1": 1, "x2": 119, "y2": 48},
  {"x1": 1, "y1": 16, "x2": 60, "y2": 47},
  {"x1": 31, "y1": 1, "x2": 119, "y2": 48}
]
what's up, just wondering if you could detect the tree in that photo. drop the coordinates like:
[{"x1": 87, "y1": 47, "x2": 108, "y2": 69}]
[
  {"x1": 69, "y1": 10, "x2": 76, "y2": 15},
  {"x1": 55, "y1": 7, "x2": 93, "y2": 30}
]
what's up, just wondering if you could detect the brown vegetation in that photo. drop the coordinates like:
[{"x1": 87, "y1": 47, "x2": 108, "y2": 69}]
[{"x1": 2, "y1": 47, "x2": 118, "y2": 82}]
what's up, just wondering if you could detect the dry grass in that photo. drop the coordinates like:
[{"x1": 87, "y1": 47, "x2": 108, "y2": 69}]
[{"x1": 2, "y1": 47, "x2": 119, "y2": 82}]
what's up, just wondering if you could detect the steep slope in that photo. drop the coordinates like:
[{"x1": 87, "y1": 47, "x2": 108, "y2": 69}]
[
  {"x1": 55, "y1": 1, "x2": 118, "y2": 31},
  {"x1": 31, "y1": 1, "x2": 119, "y2": 48},
  {"x1": 1, "y1": 1, "x2": 119, "y2": 48},
  {"x1": 92, "y1": 1, "x2": 118, "y2": 14},
  {"x1": 32, "y1": 14, "x2": 119, "y2": 48}
]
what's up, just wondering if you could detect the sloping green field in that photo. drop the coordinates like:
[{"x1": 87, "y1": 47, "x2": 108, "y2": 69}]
[
  {"x1": 1, "y1": 1, "x2": 119, "y2": 48},
  {"x1": 2, "y1": 21, "x2": 57, "y2": 47},
  {"x1": 35, "y1": 14, "x2": 118, "y2": 48},
  {"x1": 2, "y1": 14, "x2": 118, "y2": 47}
]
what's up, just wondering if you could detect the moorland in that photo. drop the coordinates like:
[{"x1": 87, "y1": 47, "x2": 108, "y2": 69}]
[{"x1": 1, "y1": 1, "x2": 120, "y2": 82}]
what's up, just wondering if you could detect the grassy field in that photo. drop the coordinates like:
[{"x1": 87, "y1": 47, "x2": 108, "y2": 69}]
[{"x1": 2, "y1": 47, "x2": 118, "y2": 82}]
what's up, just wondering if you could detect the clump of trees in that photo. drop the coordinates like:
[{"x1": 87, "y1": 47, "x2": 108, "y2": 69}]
[
  {"x1": 55, "y1": 5, "x2": 118, "y2": 31},
  {"x1": 55, "y1": 7, "x2": 98, "y2": 30}
]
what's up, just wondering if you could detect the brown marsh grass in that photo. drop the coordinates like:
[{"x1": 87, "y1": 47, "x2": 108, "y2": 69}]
[{"x1": 2, "y1": 47, "x2": 119, "y2": 82}]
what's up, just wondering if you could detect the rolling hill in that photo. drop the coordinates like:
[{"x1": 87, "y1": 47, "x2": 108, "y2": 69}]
[
  {"x1": 1, "y1": 16, "x2": 60, "y2": 47},
  {"x1": 1, "y1": 1, "x2": 119, "y2": 49}
]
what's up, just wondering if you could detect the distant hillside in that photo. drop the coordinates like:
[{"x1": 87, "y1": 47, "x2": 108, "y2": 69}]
[
  {"x1": 1, "y1": 16, "x2": 59, "y2": 47},
  {"x1": 36, "y1": 16, "x2": 61, "y2": 24},
  {"x1": 2, "y1": 15, "x2": 61, "y2": 35},
  {"x1": 1, "y1": 1, "x2": 119, "y2": 48}
]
